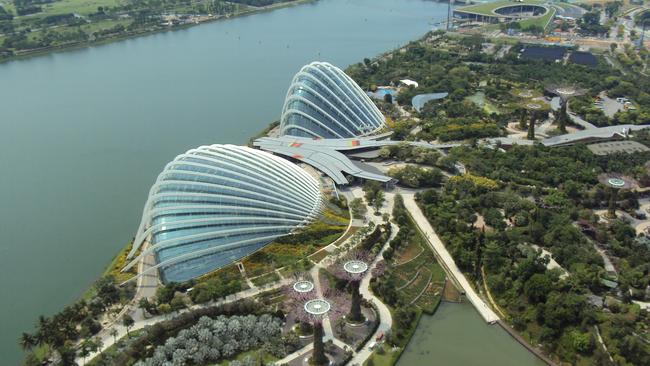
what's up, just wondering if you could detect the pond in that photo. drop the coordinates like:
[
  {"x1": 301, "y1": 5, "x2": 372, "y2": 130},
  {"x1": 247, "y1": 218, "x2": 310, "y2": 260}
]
[{"x1": 397, "y1": 301, "x2": 546, "y2": 366}]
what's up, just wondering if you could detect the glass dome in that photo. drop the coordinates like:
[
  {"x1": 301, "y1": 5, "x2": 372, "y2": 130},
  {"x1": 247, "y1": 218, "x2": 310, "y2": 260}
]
[
  {"x1": 124, "y1": 144, "x2": 321, "y2": 283},
  {"x1": 280, "y1": 61, "x2": 385, "y2": 139}
]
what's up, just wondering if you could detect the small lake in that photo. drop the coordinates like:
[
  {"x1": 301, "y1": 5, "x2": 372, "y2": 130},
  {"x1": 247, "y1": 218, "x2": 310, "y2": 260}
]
[{"x1": 398, "y1": 301, "x2": 546, "y2": 366}]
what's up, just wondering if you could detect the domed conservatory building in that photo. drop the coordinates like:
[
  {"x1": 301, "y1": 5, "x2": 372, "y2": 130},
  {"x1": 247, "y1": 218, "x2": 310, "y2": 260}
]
[
  {"x1": 123, "y1": 144, "x2": 322, "y2": 283},
  {"x1": 279, "y1": 61, "x2": 385, "y2": 139}
]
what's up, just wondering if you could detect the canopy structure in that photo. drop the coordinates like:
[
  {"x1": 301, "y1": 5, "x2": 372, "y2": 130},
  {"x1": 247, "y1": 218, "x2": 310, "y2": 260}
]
[{"x1": 254, "y1": 135, "x2": 457, "y2": 185}]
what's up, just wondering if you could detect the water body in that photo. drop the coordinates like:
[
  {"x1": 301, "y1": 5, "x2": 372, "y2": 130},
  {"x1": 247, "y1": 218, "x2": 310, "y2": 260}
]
[
  {"x1": 398, "y1": 302, "x2": 547, "y2": 366},
  {"x1": 0, "y1": 0, "x2": 447, "y2": 363}
]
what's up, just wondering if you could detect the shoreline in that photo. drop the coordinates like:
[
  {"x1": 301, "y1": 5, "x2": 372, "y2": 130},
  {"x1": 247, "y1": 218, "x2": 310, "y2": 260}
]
[{"x1": 0, "y1": 0, "x2": 315, "y2": 64}]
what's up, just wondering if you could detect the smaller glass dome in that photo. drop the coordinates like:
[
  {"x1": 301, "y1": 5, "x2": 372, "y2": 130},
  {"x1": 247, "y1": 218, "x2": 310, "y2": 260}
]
[{"x1": 280, "y1": 61, "x2": 385, "y2": 139}]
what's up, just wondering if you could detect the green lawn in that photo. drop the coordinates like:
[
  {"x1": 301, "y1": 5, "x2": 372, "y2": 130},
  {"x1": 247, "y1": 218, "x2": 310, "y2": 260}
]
[
  {"x1": 519, "y1": 7, "x2": 557, "y2": 29},
  {"x1": 466, "y1": 92, "x2": 502, "y2": 115},
  {"x1": 456, "y1": 0, "x2": 545, "y2": 16},
  {"x1": 364, "y1": 343, "x2": 401, "y2": 366},
  {"x1": 250, "y1": 271, "x2": 280, "y2": 287},
  {"x1": 81, "y1": 18, "x2": 131, "y2": 34},
  {"x1": 21, "y1": 0, "x2": 124, "y2": 18}
]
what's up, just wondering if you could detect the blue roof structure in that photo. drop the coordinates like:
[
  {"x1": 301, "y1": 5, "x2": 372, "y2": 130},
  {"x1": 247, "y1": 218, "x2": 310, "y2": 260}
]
[{"x1": 412, "y1": 92, "x2": 449, "y2": 112}]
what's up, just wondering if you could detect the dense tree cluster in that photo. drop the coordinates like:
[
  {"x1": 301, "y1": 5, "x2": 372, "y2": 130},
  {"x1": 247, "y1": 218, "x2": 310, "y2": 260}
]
[
  {"x1": 578, "y1": 11, "x2": 609, "y2": 36},
  {"x1": 229, "y1": 0, "x2": 293, "y2": 6},
  {"x1": 414, "y1": 139, "x2": 650, "y2": 363},
  {"x1": 135, "y1": 314, "x2": 289, "y2": 366},
  {"x1": 21, "y1": 276, "x2": 134, "y2": 365},
  {"x1": 450, "y1": 144, "x2": 650, "y2": 188},
  {"x1": 387, "y1": 165, "x2": 443, "y2": 188},
  {"x1": 1, "y1": 0, "x2": 294, "y2": 58},
  {"x1": 348, "y1": 33, "x2": 650, "y2": 136},
  {"x1": 363, "y1": 181, "x2": 385, "y2": 213}
]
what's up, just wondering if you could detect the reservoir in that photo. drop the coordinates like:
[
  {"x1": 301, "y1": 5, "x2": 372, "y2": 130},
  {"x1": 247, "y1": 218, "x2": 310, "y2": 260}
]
[
  {"x1": 398, "y1": 302, "x2": 546, "y2": 366},
  {"x1": 0, "y1": 0, "x2": 540, "y2": 364}
]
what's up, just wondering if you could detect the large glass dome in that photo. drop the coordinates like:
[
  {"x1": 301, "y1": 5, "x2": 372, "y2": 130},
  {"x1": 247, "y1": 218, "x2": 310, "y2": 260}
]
[
  {"x1": 280, "y1": 61, "x2": 385, "y2": 139},
  {"x1": 123, "y1": 144, "x2": 322, "y2": 283}
]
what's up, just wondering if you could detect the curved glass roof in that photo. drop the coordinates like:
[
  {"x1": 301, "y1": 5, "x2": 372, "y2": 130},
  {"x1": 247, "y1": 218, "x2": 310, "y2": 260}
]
[
  {"x1": 124, "y1": 144, "x2": 321, "y2": 283},
  {"x1": 280, "y1": 61, "x2": 385, "y2": 139}
]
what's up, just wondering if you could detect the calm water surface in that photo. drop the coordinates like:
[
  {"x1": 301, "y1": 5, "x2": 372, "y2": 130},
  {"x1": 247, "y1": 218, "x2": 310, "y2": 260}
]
[{"x1": 398, "y1": 302, "x2": 546, "y2": 366}]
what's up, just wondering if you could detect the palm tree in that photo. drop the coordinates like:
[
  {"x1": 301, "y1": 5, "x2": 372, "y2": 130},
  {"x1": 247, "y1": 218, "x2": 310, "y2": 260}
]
[
  {"x1": 122, "y1": 314, "x2": 134, "y2": 337},
  {"x1": 19, "y1": 332, "x2": 36, "y2": 351},
  {"x1": 93, "y1": 337, "x2": 103, "y2": 355},
  {"x1": 110, "y1": 328, "x2": 118, "y2": 344},
  {"x1": 79, "y1": 340, "x2": 90, "y2": 366}
]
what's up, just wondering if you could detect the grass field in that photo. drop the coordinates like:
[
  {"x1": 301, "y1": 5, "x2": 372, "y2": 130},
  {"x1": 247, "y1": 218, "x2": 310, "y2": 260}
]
[
  {"x1": 519, "y1": 6, "x2": 557, "y2": 29},
  {"x1": 456, "y1": 0, "x2": 546, "y2": 16},
  {"x1": 250, "y1": 271, "x2": 280, "y2": 287},
  {"x1": 456, "y1": 0, "x2": 556, "y2": 30},
  {"x1": 41, "y1": 0, "x2": 123, "y2": 17}
]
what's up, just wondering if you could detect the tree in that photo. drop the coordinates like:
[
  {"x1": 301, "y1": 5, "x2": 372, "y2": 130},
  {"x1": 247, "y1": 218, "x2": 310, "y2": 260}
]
[
  {"x1": 138, "y1": 297, "x2": 154, "y2": 316},
  {"x1": 527, "y1": 112, "x2": 536, "y2": 140},
  {"x1": 158, "y1": 303, "x2": 172, "y2": 315},
  {"x1": 59, "y1": 341, "x2": 77, "y2": 366},
  {"x1": 95, "y1": 276, "x2": 120, "y2": 308},
  {"x1": 156, "y1": 282, "x2": 178, "y2": 305},
  {"x1": 373, "y1": 190, "x2": 385, "y2": 214},
  {"x1": 80, "y1": 338, "x2": 97, "y2": 365},
  {"x1": 524, "y1": 273, "x2": 553, "y2": 303},
  {"x1": 543, "y1": 292, "x2": 586, "y2": 329},
  {"x1": 19, "y1": 332, "x2": 36, "y2": 351},
  {"x1": 110, "y1": 328, "x2": 118, "y2": 344},
  {"x1": 122, "y1": 314, "x2": 134, "y2": 337},
  {"x1": 557, "y1": 99, "x2": 568, "y2": 133},
  {"x1": 93, "y1": 337, "x2": 103, "y2": 355},
  {"x1": 608, "y1": 187, "x2": 618, "y2": 218},
  {"x1": 519, "y1": 108, "x2": 528, "y2": 130},
  {"x1": 170, "y1": 294, "x2": 187, "y2": 311},
  {"x1": 350, "y1": 197, "x2": 367, "y2": 219},
  {"x1": 473, "y1": 229, "x2": 485, "y2": 280}
]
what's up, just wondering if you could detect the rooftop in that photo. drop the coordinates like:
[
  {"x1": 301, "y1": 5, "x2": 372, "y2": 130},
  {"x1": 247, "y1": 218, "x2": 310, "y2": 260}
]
[
  {"x1": 455, "y1": 0, "x2": 547, "y2": 17},
  {"x1": 254, "y1": 135, "x2": 457, "y2": 185},
  {"x1": 587, "y1": 140, "x2": 650, "y2": 155}
]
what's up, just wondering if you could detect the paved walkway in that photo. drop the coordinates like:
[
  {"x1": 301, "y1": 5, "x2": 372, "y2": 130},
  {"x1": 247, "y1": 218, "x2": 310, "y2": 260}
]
[
  {"x1": 531, "y1": 244, "x2": 569, "y2": 279},
  {"x1": 279, "y1": 190, "x2": 397, "y2": 366},
  {"x1": 348, "y1": 222, "x2": 397, "y2": 366},
  {"x1": 402, "y1": 194, "x2": 499, "y2": 323}
]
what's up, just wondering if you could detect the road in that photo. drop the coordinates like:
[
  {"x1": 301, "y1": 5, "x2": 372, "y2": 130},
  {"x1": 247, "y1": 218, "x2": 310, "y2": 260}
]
[{"x1": 402, "y1": 193, "x2": 500, "y2": 324}]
